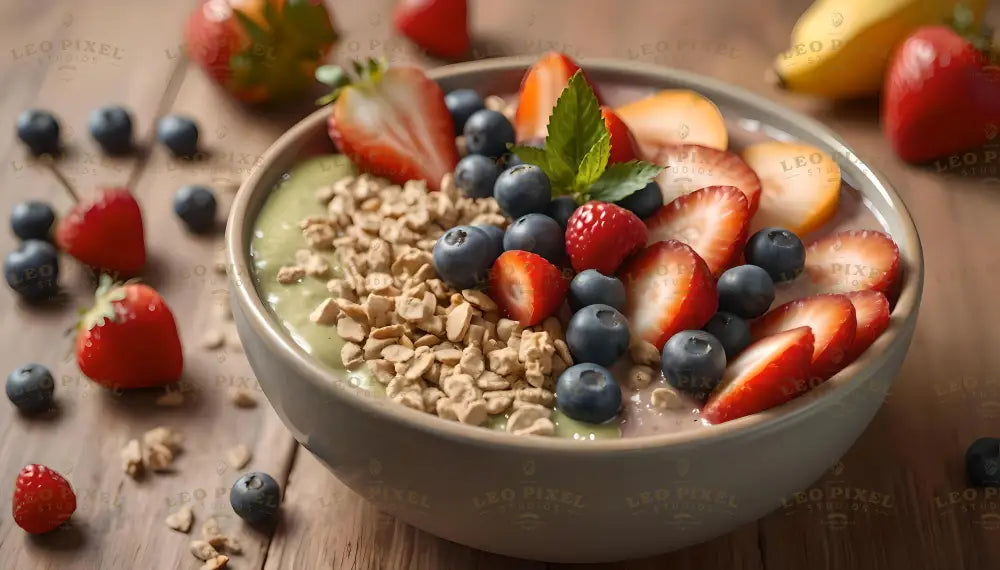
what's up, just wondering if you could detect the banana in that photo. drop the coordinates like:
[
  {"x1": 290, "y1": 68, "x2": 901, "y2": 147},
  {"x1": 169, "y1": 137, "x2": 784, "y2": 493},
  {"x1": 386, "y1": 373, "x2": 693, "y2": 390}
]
[{"x1": 773, "y1": 0, "x2": 989, "y2": 99}]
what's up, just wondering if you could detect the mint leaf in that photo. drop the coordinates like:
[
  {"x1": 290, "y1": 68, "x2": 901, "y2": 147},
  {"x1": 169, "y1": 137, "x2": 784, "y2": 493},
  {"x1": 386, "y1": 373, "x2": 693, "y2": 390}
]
[
  {"x1": 544, "y1": 71, "x2": 606, "y2": 172},
  {"x1": 509, "y1": 145, "x2": 575, "y2": 192},
  {"x1": 574, "y1": 132, "x2": 610, "y2": 193},
  {"x1": 586, "y1": 160, "x2": 665, "y2": 203}
]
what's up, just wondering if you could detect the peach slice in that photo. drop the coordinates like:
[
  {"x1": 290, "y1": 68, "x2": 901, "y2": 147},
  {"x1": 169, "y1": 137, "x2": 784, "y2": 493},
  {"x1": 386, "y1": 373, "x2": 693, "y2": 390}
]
[{"x1": 615, "y1": 90, "x2": 728, "y2": 153}]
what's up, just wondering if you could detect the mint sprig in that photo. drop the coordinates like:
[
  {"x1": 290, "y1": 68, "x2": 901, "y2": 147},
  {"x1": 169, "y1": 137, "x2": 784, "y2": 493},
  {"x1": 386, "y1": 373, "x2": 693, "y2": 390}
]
[{"x1": 509, "y1": 70, "x2": 664, "y2": 204}]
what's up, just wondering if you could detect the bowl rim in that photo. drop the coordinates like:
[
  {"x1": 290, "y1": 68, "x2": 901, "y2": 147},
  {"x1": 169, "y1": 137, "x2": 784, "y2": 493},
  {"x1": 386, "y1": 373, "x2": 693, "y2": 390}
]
[{"x1": 226, "y1": 55, "x2": 924, "y2": 454}]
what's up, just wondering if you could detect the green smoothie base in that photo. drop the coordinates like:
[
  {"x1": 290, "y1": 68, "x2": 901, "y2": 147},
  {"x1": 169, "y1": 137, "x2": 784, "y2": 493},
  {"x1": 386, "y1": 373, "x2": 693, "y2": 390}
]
[{"x1": 250, "y1": 154, "x2": 620, "y2": 440}]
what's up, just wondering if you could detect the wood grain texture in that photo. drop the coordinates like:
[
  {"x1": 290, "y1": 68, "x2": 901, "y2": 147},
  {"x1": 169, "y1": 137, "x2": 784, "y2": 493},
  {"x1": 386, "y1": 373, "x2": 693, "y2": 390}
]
[{"x1": 1, "y1": 0, "x2": 999, "y2": 568}]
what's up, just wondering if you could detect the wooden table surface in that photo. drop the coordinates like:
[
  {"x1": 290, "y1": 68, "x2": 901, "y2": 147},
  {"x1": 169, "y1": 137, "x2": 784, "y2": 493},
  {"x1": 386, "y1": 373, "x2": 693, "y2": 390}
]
[{"x1": 1, "y1": 0, "x2": 999, "y2": 568}]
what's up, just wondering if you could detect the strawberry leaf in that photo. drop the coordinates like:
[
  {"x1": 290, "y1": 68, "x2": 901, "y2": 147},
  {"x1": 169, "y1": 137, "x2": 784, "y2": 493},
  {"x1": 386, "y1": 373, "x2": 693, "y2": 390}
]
[
  {"x1": 586, "y1": 160, "x2": 665, "y2": 203},
  {"x1": 315, "y1": 65, "x2": 349, "y2": 88},
  {"x1": 544, "y1": 71, "x2": 606, "y2": 172},
  {"x1": 232, "y1": 9, "x2": 270, "y2": 45},
  {"x1": 574, "y1": 132, "x2": 610, "y2": 193}
]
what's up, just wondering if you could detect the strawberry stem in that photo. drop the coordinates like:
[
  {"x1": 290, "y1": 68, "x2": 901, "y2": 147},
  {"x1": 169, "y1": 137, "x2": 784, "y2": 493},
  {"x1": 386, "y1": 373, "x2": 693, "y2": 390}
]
[
  {"x1": 949, "y1": 4, "x2": 993, "y2": 55},
  {"x1": 39, "y1": 157, "x2": 79, "y2": 203}
]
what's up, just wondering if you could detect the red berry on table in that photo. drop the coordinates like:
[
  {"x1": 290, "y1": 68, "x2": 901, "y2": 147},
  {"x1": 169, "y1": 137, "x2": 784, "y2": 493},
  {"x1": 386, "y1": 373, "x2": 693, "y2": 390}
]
[
  {"x1": 12, "y1": 464, "x2": 76, "y2": 534},
  {"x1": 646, "y1": 143, "x2": 762, "y2": 214},
  {"x1": 751, "y1": 293, "x2": 857, "y2": 381},
  {"x1": 803, "y1": 230, "x2": 901, "y2": 298},
  {"x1": 323, "y1": 62, "x2": 458, "y2": 191},
  {"x1": 565, "y1": 201, "x2": 647, "y2": 275},
  {"x1": 842, "y1": 289, "x2": 891, "y2": 366},
  {"x1": 75, "y1": 276, "x2": 183, "y2": 390},
  {"x1": 489, "y1": 250, "x2": 568, "y2": 327},
  {"x1": 645, "y1": 185, "x2": 750, "y2": 277},
  {"x1": 702, "y1": 326, "x2": 815, "y2": 424},
  {"x1": 393, "y1": 0, "x2": 469, "y2": 60},
  {"x1": 600, "y1": 106, "x2": 640, "y2": 165},
  {"x1": 514, "y1": 52, "x2": 602, "y2": 143},
  {"x1": 620, "y1": 240, "x2": 718, "y2": 350},
  {"x1": 54, "y1": 187, "x2": 145, "y2": 277}
]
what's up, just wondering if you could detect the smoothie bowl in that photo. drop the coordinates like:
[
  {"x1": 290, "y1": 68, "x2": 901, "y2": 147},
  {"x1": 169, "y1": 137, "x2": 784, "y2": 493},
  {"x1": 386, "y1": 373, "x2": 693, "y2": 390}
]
[{"x1": 226, "y1": 55, "x2": 922, "y2": 562}]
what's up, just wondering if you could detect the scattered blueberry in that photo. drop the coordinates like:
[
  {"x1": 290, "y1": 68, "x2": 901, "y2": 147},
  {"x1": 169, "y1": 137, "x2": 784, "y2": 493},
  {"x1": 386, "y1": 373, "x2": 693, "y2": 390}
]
[
  {"x1": 230, "y1": 471, "x2": 281, "y2": 525},
  {"x1": 717, "y1": 264, "x2": 775, "y2": 319},
  {"x1": 463, "y1": 109, "x2": 515, "y2": 159},
  {"x1": 744, "y1": 227, "x2": 805, "y2": 283},
  {"x1": 967, "y1": 438, "x2": 1000, "y2": 487},
  {"x1": 6, "y1": 364, "x2": 54, "y2": 413},
  {"x1": 565, "y1": 304, "x2": 630, "y2": 366},
  {"x1": 156, "y1": 115, "x2": 199, "y2": 157},
  {"x1": 16, "y1": 110, "x2": 60, "y2": 156},
  {"x1": 474, "y1": 224, "x2": 505, "y2": 256},
  {"x1": 661, "y1": 330, "x2": 727, "y2": 399},
  {"x1": 432, "y1": 225, "x2": 501, "y2": 290},
  {"x1": 502, "y1": 214, "x2": 564, "y2": 264},
  {"x1": 173, "y1": 185, "x2": 217, "y2": 233},
  {"x1": 702, "y1": 312, "x2": 751, "y2": 360},
  {"x1": 614, "y1": 181, "x2": 663, "y2": 220},
  {"x1": 453, "y1": 155, "x2": 499, "y2": 199},
  {"x1": 556, "y1": 363, "x2": 622, "y2": 424},
  {"x1": 4, "y1": 240, "x2": 59, "y2": 300},
  {"x1": 493, "y1": 164, "x2": 552, "y2": 219},
  {"x1": 546, "y1": 196, "x2": 578, "y2": 228},
  {"x1": 88, "y1": 105, "x2": 133, "y2": 154},
  {"x1": 568, "y1": 269, "x2": 626, "y2": 313},
  {"x1": 10, "y1": 201, "x2": 55, "y2": 241},
  {"x1": 444, "y1": 89, "x2": 485, "y2": 135}
]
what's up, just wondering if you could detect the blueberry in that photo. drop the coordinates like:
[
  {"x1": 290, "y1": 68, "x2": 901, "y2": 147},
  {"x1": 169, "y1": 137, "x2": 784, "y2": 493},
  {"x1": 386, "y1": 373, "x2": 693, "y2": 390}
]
[
  {"x1": 474, "y1": 224, "x2": 505, "y2": 256},
  {"x1": 10, "y1": 201, "x2": 55, "y2": 241},
  {"x1": 503, "y1": 138, "x2": 544, "y2": 171},
  {"x1": 702, "y1": 312, "x2": 751, "y2": 360},
  {"x1": 568, "y1": 270, "x2": 626, "y2": 313},
  {"x1": 173, "y1": 185, "x2": 218, "y2": 233},
  {"x1": 444, "y1": 89, "x2": 485, "y2": 135},
  {"x1": 463, "y1": 109, "x2": 515, "y2": 159},
  {"x1": 502, "y1": 214, "x2": 564, "y2": 264},
  {"x1": 556, "y1": 363, "x2": 622, "y2": 424},
  {"x1": 493, "y1": 164, "x2": 552, "y2": 219},
  {"x1": 565, "y1": 304, "x2": 630, "y2": 366},
  {"x1": 546, "y1": 196, "x2": 578, "y2": 228},
  {"x1": 4, "y1": 240, "x2": 59, "y2": 300},
  {"x1": 615, "y1": 181, "x2": 663, "y2": 220},
  {"x1": 744, "y1": 227, "x2": 805, "y2": 283},
  {"x1": 661, "y1": 330, "x2": 727, "y2": 399},
  {"x1": 230, "y1": 471, "x2": 281, "y2": 525},
  {"x1": 454, "y1": 155, "x2": 499, "y2": 199},
  {"x1": 6, "y1": 364, "x2": 54, "y2": 413},
  {"x1": 967, "y1": 438, "x2": 1000, "y2": 487},
  {"x1": 432, "y1": 225, "x2": 501, "y2": 290},
  {"x1": 156, "y1": 115, "x2": 199, "y2": 157},
  {"x1": 88, "y1": 105, "x2": 133, "y2": 154},
  {"x1": 16, "y1": 109, "x2": 60, "y2": 156},
  {"x1": 717, "y1": 264, "x2": 775, "y2": 319}
]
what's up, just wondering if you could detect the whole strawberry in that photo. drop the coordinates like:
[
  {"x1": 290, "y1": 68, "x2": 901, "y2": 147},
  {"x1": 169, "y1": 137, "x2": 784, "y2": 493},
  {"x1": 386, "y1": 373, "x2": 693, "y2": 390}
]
[
  {"x1": 54, "y1": 187, "x2": 145, "y2": 277},
  {"x1": 565, "y1": 201, "x2": 647, "y2": 274},
  {"x1": 883, "y1": 8, "x2": 1000, "y2": 163},
  {"x1": 12, "y1": 464, "x2": 76, "y2": 534},
  {"x1": 76, "y1": 276, "x2": 183, "y2": 389},
  {"x1": 393, "y1": 0, "x2": 468, "y2": 60},
  {"x1": 185, "y1": 0, "x2": 338, "y2": 103}
]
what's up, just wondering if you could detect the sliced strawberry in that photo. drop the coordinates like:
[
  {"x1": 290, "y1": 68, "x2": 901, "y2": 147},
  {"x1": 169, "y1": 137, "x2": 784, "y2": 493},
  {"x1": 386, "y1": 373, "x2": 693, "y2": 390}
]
[
  {"x1": 843, "y1": 290, "x2": 891, "y2": 365},
  {"x1": 600, "y1": 106, "x2": 640, "y2": 164},
  {"x1": 647, "y1": 143, "x2": 762, "y2": 215},
  {"x1": 645, "y1": 185, "x2": 750, "y2": 277},
  {"x1": 702, "y1": 326, "x2": 814, "y2": 424},
  {"x1": 327, "y1": 64, "x2": 458, "y2": 191},
  {"x1": 489, "y1": 250, "x2": 569, "y2": 326},
  {"x1": 514, "y1": 52, "x2": 602, "y2": 142},
  {"x1": 565, "y1": 201, "x2": 647, "y2": 275},
  {"x1": 620, "y1": 240, "x2": 717, "y2": 349},
  {"x1": 393, "y1": 0, "x2": 469, "y2": 60},
  {"x1": 751, "y1": 294, "x2": 856, "y2": 381},
  {"x1": 804, "y1": 230, "x2": 902, "y2": 298},
  {"x1": 54, "y1": 187, "x2": 145, "y2": 277},
  {"x1": 614, "y1": 89, "x2": 728, "y2": 153}
]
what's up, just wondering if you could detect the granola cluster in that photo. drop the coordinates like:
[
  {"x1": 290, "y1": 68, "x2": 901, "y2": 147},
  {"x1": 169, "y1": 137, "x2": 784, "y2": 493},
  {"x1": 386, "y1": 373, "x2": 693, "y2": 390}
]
[{"x1": 275, "y1": 172, "x2": 576, "y2": 435}]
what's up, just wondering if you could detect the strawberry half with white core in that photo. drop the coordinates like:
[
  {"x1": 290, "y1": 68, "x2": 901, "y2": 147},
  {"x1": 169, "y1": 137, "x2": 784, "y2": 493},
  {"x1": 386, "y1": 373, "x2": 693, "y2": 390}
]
[
  {"x1": 489, "y1": 250, "x2": 569, "y2": 326},
  {"x1": 702, "y1": 326, "x2": 815, "y2": 424},
  {"x1": 319, "y1": 60, "x2": 458, "y2": 191},
  {"x1": 741, "y1": 141, "x2": 841, "y2": 236},
  {"x1": 614, "y1": 89, "x2": 728, "y2": 153},
  {"x1": 620, "y1": 240, "x2": 718, "y2": 349},
  {"x1": 514, "y1": 52, "x2": 602, "y2": 143},
  {"x1": 648, "y1": 143, "x2": 762, "y2": 214},
  {"x1": 804, "y1": 230, "x2": 902, "y2": 298},
  {"x1": 645, "y1": 185, "x2": 750, "y2": 277},
  {"x1": 751, "y1": 294, "x2": 857, "y2": 381},
  {"x1": 843, "y1": 289, "x2": 891, "y2": 365}
]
